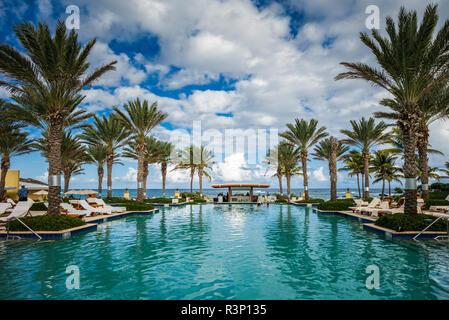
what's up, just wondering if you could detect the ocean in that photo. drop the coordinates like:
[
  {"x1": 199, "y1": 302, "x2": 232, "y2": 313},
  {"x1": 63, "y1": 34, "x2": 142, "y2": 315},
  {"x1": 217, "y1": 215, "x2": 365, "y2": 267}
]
[{"x1": 76, "y1": 188, "x2": 391, "y2": 200}]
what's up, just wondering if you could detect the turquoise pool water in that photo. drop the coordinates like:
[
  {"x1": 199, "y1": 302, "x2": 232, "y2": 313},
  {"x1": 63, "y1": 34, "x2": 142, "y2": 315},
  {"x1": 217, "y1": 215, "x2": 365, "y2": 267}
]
[{"x1": 0, "y1": 204, "x2": 448, "y2": 300}]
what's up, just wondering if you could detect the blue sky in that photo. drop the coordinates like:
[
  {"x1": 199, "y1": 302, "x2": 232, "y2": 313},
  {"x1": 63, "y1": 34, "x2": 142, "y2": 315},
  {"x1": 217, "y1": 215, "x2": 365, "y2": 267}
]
[{"x1": 1, "y1": 0, "x2": 449, "y2": 190}]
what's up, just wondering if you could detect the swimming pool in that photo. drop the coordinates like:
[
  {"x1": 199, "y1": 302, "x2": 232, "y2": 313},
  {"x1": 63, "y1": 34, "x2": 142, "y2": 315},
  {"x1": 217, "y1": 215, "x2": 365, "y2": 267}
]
[{"x1": 0, "y1": 204, "x2": 448, "y2": 299}]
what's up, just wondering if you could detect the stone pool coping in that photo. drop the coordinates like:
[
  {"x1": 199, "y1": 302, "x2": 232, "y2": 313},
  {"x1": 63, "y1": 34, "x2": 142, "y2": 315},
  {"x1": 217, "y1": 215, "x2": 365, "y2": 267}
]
[{"x1": 0, "y1": 209, "x2": 159, "y2": 240}]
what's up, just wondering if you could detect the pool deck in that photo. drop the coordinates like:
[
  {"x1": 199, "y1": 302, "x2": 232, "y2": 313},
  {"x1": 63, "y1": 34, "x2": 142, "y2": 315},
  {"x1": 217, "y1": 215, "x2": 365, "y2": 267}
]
[{"x1": 0, "y1": 209, "x2": 159, "y2": 240}]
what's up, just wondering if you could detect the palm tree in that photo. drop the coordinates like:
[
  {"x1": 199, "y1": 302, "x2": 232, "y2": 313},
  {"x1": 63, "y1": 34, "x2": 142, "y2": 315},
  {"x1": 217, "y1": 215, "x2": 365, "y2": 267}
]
[
  {"x1": 371, "y1": 150, "x2": 398, "y2": 200},
  {"x1": 195, "y1": 146, "x2": 215, "y2": 197},
  {"x1": 278, "y1": 141, "x2": 302, "y2": 197},
  {"x1": 0, "y1": 104, "x2": 35, "y2": 198},
  {"x1": 154, "y1": 141, "x2": 174, "y2": 198},
  {"x1": 86, "y1": 144, "x2": 108, "y2": 196},
  {"x1": 312, "y1": 136, "x2": 349, "y2": 201},
  {"x1": 81, "y1": 115, "x2": 128, "y2": 198},
  {"x1": 340, "y1": 150, "x2": 365, "y2": 197},
  {"x1": 36, "y1": 131, "x2": 88, "y2": 193},
  {"x1": 280, "y1": 119, "x2": 328, "y2": 199},
  {"x1": 441, "y1": 162, "x2": 449, "y2": 179},
  {"x1": 375, "y1": 86, "x2": 449, "y2": 199},
  {"x1": 335, "y1": 4, "x2": 449, "y2": 213},
  {"x1": 173, "y1": 146, "x2": 197, "y2": 193},
  {"x1": 264, "y1": 144, "x2": 284, "y2": 195},
  {"x1": 0, "y1": 21, "x2": 116, "y2": 215},
  {"x1": 114, "y1": 99, "x2": 167, "y2": 202},
  {"x1": 340, "y1": 117, "x2": 389, "y2": 198}
]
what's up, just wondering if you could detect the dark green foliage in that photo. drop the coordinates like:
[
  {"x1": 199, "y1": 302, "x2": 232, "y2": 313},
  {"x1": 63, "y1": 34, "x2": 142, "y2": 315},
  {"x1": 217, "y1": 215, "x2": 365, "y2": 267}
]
[
  {"x1": 375, "y1": 214, "x2": 448, "y2": 232},
  {"x1": 30, "y1": 202, "x2": 47, "y2": 211},
  {"x1": 295, "y1": 198, "x2": 324, "y2": 204},
  {"x1": 275, "y1": 199, "x2": 288, "y2": 204},
  {"x1": 317, "y1": 199, "x2": 354, "y2": 211},
  {"x1": 181, "y1": 192, "x2": 202, "y2": 200},
  {"x1": 430, "y1": 183, "x2": 449, "y2": 192},
  {"x1": 8, "y1": 215, "x2": 85, "y2": 231},
  {"x1": 123, "y1": 203, "x2": 155, "y2": 211},
  {"x1": 428, "y1": 192, "x2": 449, "y2": 200},
  {"x1": 145, "y1": 197, "x2": 186, "y2": 204},
  {"x1": 191, "y1": 199, "x2": 206, "y2": 204},
  {"x1": 423, "y1": 199, "x2": 449, "y2": 210},
  {"x1": 394, "y1": 187, "x2": 403, "y2": 194}
]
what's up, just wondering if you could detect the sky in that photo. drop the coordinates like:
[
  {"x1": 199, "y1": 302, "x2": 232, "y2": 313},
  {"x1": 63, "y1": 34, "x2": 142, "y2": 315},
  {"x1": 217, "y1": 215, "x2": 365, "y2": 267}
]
[{"x1": 0, "y1": 0, "x2": 449, "y2": 190}]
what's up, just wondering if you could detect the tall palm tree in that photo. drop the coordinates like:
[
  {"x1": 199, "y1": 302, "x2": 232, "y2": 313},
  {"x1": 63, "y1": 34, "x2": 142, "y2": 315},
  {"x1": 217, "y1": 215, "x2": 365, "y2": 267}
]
[
  {"x1": 340, "y1": 117, "x2": 389, "y2": 198},
  {"x1": 194, "y1": 146, "x2": 215, "y2": 197},
  {"x1": 86, "y1": 144, "x2": 108, "y2": 196},
  {"x1": 335, "y1": 4, "x2": 449, "y2": 213},
  {"x1": 370, "y1": 150, "x2": 398, "y2": 200},
  {"x1": 280, "y1": 119, "x2": 328, "y2": 199},
  {"x1": 312, "y1": 136, "x2": 349, "y2": 201},
  {"x1": 376, "y1": 92, "x2": 448, "y2": 199},
  {"x1": 385, "y1": 166, "x2": 403, "y2": 197},
  {"x1": 81, "y1": 115, "x2": 128, "y2": 198},
  {"x1": 114, "y1": 99, "x2": 167, "y2": 202},
  {"x1": 340, "y1": 150, "x2": 365, "y2": 197},
  {"x1": 0, "y1": 104, "x2": 35, "y2": 198},
  {"x1": 154, "y1": 141, "x2": 174, "y2": 198},
  {"x1": 264, "y1": 144, "x2": 284, "y2": 195},
  {"x1": 0, "y1": 21, "x2": 116, "y2": 215},
  {"x1": 278, "y1": 141, "x2": 302, "y2": 197}
]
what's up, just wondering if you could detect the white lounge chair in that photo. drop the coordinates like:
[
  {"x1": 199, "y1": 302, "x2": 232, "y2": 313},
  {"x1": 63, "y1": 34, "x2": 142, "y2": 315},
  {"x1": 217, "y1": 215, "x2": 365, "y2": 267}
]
[
  {"x1": 349, "y1": 199, "x2": 369, "y2": 212},
  {"x1": 0, "y1": 203, "x2": 12, "y2": 214},
  {"x1": 59, "y1": 203, "x2": 90, "y2": 217},
  {"x1": 354, "y1": 198, "x2": 380, "y2": 213},
  {"x1": 88, "y1": 198, "x2": 126, "y2": 213},
  {"x1": 361, "y1": 201, "x2": 390, "y2": 216},
  {"x1": 77, "y1": 200, "x2": 112, "y2": 215},
  {"x1": 0, "y1": 200, "x2": 41, "y2": 239},
  {"x1": 429, "y1": 205, "x2": 449, "y2": 213}
]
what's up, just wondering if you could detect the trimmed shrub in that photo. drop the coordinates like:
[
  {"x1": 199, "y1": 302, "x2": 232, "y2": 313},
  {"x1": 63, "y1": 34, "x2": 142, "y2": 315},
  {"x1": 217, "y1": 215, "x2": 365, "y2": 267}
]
[
  {"x1": 272, "y1": 193, "x2": 288, "y2": 200},
  {"x1": 145, "y1": 197, "x2": 186, "y2": 204},
  {"x1": 181, "y1": 192, "x2": 202, "y2": 200},
  {"x1": 8, "y1": 215, "x2": 85, "y2": 231},
  {"x1": 275, "y1": 199, "x2": 288, "y2": 204},
  {"x1": 104, "y1": 197, "x2": 128, "y2": 204},
  {"x1": 123, "y1": 203, "x2": 155, "y2": 211},
  {"x1": 423, "y1": 199, "x2": 449, "y2": 210},
  {"x1": 429, "y1": 192, "x2": 449, "y2": 200},
  {"x1": 191, "y1": 199, "x2": 207, "y2": 204},
  {"x1": 317, "y1": 199, "x2": 354, "y2": 211},
  {"x1": 375, "y1": 213, "x2": 447, "y2": 232},
  {"x1": 295, "y1": 198, "x2": 324, "y2": 204},
  {"x1": 30, "y1": 202, "x2": 47, "y2": 211}
]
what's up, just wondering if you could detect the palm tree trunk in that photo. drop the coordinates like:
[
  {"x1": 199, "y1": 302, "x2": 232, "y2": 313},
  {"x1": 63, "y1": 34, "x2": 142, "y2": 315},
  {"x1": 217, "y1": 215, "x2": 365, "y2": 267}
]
[
  {"x1": 381, "y1": 178, "x2": 385, "y2": 200},
  {"x1": 301, "y1": 151, "x2": 309, "y2": 200},
  {"x1": 277, "y1": 173, "x2": 283, "y2": 195},
  {"x1": 399, "y1": 102, "x2": 420, "y2": 214},
  {"x1": 136, "y1": 148, "x2": 145, "y2": 202},
  {"x1": 106, "y1": 152, "x2": 113, "y2": 198},
  {"x1": 361, "y1": 173, "x2": 365, "y2": 194},
  {"x1": 388, "y1": 180, "x2": 391, "y2": 197},
  {"x1": 161, "y1": 162, "x2": 167, "y2": 198},
  {"x1": 98, "y1": 166, "x2": 103, "y2": 197},
  {"x1": 47, "y1": 121, "x2": 63, "y2": 216},
  {"x1": 63, "y1": 168, "x2": 71, "y2": 194},
  {"x1": 143, "y1": 161, "x2": 149, "y2": 200},
  {"x1": 0, "y1": 156, "x2": 10, "y2": 199},
  {"x1": 190, "y1": 167, "x2": 194, "y2": 193},
  {"x1": 418, "y1": 124, "x2": 429, "y2": 199},
  {"x1": 363, "y1": 148, "x2": 370, "y2": 199},
  {"x1": 329, "y1": 137, "x2": 338, "y2": 201},
  {"x1": 286, "y1": 174, "x2": 291, "y2": 197},
  {"x1": 198, "y1": 168, "x2": 203, "y2": 196},
  {"x1": 356, "y1": 173, "x2": 361, "y2": 198}
]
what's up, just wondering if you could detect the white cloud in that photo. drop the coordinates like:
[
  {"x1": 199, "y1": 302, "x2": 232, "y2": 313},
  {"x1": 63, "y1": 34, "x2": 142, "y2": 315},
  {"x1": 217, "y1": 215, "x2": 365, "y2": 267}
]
[{"x1": 311, "y1": 166, "x2": 328, "y2": 182}]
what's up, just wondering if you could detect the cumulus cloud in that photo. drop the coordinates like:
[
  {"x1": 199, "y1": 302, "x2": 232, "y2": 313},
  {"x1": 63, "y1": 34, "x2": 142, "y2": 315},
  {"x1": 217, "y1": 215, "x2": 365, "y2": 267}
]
[{"x1": 311, "y1": 167, "x2": 328, "y2": 182}]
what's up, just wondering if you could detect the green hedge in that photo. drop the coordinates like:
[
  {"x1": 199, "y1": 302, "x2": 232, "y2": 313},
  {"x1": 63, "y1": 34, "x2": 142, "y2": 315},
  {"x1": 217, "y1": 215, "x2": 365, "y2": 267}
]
[
  {"x1": 423, "y1": 199, "x2": 449, "y2": 210},
  {"x1": 30, "y1": 202, "x2": 47, "y2": 211},
  {"x1": 430, "y1": 182, "x2": 449, "y2": 192},
  {"x1": 317, "y1": 199, "x2": 354, "y2": 211},
  {"x1": 8, "y1": 215, "x2": 85, "y2": 231},
  {"x1": 429, "y1": 192, "x2": 449, "y2": 200},
  {"x1": 295, "y1": 198, "x2": 325, "y2": 204},
  {"x1": 104, "y1": 197, "x2": 128, "y2": 204},
  {"x1": 275, "y1": 199, "x2": 288, "y2": 204},
  {"x1": 181, "y1": 192, "x2": 202, "y2": 200},
  {"x1": 123, "y1": 203, "x2": 155, "y2": 211},
  {"x1": 145, "y1": 197, "x2": 186, "y2": 204},
  {"x1": 375, "y1": 213, "x2": 447, "y2": 232},
  {"x1": 191, "y1": 199, "x2": 206, "y2": 204}
]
